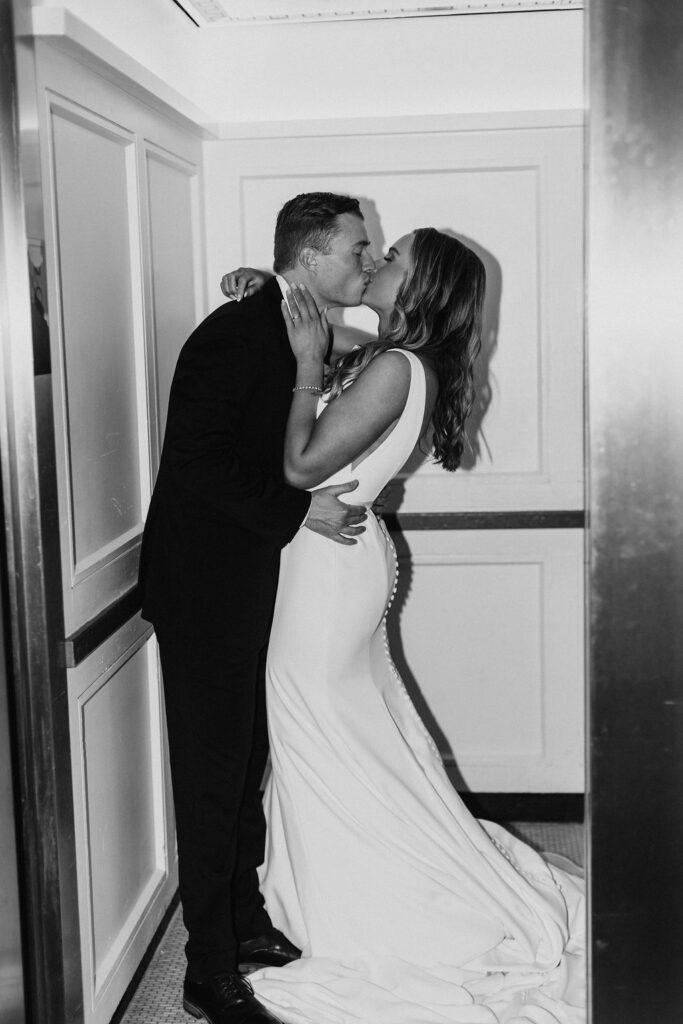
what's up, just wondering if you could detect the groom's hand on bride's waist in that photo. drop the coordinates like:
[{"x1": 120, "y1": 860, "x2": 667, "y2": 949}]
[{"x1": 304, "y1": 480, "x2": 367, "y2": 545}]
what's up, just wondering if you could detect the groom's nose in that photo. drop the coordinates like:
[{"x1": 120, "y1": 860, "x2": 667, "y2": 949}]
[{"x1": 361, "y1": 250, "x2": 376, "y2": 276}]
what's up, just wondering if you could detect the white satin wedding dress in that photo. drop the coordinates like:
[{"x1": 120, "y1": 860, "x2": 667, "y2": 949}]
[{"x1": 251, "y1": 349, "x2": 585, "y2": 1024}]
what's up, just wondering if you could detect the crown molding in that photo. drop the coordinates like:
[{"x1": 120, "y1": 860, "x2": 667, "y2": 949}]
[
  {"x1": 208, "y1": 108, "x2": 584, "y2": 140},
  {"x1": 175, "y1": 0, "x2": 583, "y2": 28},
  {"x1": 26, "y1": 6, "x2": 214, "y2": 136}
]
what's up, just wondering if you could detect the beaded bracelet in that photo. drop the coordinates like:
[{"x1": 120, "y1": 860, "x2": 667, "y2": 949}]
[{"x1": 292, "y1": 385, "x2": 323, "y2": 395}]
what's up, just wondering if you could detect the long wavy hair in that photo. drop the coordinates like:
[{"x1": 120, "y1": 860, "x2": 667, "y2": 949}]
[{"x1": 326, "y1": 228, "x2": 486, "y2": 471}]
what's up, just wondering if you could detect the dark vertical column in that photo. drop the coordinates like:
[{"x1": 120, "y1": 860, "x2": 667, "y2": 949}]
[
  {"x1": 0, "y1": 1, "x2": 81, "y2": 1021},
  {"x1": 587, "y1": 3, "x2": 683, "y2": 1021}
]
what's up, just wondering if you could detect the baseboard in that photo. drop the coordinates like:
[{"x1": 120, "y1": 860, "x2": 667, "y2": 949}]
[{"x1": 454, "y1": 791, "x2": 585, "y2": 823}]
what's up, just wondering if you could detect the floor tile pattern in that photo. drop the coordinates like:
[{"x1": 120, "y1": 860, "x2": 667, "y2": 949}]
[{"x1": 118, "y1": 822, "x2": 584, "y2": 1023}]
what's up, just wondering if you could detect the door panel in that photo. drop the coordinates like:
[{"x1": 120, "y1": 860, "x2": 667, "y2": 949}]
[
  {"x1": 144, "y1": 143, "x2": 203, "y2": 459},
  {"x1": 33, "y1": 40, "x2": 203, "y2": 1024},
  {"x1": 49, "y1": 101, "x2": 147, "y2": 613},
  {"x1": 68, "y1": 622, "x2": 172, "y2": 1021},
  {"x1": 37, "y1": 41, "x2": 205, "y2": 636}
]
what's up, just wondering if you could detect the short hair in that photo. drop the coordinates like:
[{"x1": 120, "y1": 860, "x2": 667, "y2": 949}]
[{"x1": 273, "y1": 192, "x2": 363, "y2": 273}]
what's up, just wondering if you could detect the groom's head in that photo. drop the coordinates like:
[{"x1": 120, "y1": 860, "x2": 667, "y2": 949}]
[{"x1": 273, "y1": 192, "x2": 374, "y2": 308}]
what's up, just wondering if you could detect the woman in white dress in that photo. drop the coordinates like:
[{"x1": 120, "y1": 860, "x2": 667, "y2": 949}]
[{"x1": 223, "y1": 230, "x2": 585, "y2": 1024}]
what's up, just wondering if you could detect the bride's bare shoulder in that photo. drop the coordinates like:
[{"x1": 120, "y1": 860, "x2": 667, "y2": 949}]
[{"x1": 357, "y1": 349, "x2": 412, "y2": 389}]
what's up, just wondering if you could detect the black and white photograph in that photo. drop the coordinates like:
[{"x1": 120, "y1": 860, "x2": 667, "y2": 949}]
[{"x1": 1, "y1": 2, "x2": 681, "y2": 1024}]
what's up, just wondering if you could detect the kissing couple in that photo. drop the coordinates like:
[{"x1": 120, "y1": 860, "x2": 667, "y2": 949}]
[{"x1": 138, "y1": 191, "x2": 585, "y2": 1024}]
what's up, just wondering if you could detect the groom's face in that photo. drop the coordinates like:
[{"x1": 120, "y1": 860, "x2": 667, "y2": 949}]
[{"x1": 313, "y1": 213, "x2": 374, "y2": 309}]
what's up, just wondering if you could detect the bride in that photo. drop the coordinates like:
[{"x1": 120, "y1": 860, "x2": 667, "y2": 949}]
[{"x1": 222, "y1": 230, "x2": 585, "y2": 1024}]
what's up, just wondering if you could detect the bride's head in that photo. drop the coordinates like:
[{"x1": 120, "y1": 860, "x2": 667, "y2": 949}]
[{"x1": 328, "y1": 228, "x2": 486, "y2": 472}]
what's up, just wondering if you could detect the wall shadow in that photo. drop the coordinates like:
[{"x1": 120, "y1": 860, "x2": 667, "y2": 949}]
[{"x1": 378, "y1": 227, "x2": 502, "y2": 794}]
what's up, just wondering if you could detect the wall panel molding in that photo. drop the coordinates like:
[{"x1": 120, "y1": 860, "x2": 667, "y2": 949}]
[
  {"x1": 208, "y1": 109, "x2": 584, "y2": 142},
  {"x1": 43, "y1": 92, "x2": 150, "y2": 630},
  {"x1": 32, "y1": 43, "x2": 198, "y2": 1024},
  {"x1": 67, "y1": 623, "x2": 176, "y2": 1024},
  {"x1": 35, "y1": 43, "x2": 204, "y2": 635},
  {"x1": 141, "y1": 141, "x2": 204, "y2": 465},
  {"x1": 204, "y1": 119, "x2": 584, "y2": 513},
  {"x1": 386, "y1": 529, "x2": 584, "y2": 791}
]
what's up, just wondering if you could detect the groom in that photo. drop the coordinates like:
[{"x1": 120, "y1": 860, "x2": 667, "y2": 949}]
[{"x1": 138, "y1": 192, "x2": 375, "y2": 1024}]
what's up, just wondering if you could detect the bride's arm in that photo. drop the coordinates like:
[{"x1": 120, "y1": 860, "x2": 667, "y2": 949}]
[
  {"x1": 328, "y1": 322, "x2": 376, "y2": 360},
  {"x1": 282, "y1": 285, "x2": 410, "y2": 489}
]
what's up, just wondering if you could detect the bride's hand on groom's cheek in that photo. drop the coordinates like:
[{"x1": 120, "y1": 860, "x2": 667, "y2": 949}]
[
  {"x1": 220, "y1": 267, "x2": 271, "y2": 301},
  {"x1": 282, "y1": 284, "x2": 330, "y2": 364}
]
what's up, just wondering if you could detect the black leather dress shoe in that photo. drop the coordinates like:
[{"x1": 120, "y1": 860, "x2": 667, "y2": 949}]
[
  {"x1": 238, "y1": 928, "x2": 302, "y2": 974},
  {"x1": 183, "y1": 972, "x2": 283, "y2": 1024}
]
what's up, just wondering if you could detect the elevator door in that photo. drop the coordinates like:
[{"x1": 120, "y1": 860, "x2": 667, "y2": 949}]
[{"x1": 33, "y1": 40, "x2": 205, "y2": 1024}]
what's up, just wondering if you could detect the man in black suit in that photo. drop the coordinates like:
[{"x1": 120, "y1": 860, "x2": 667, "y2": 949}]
[{"x1": 139, "y1": 193, "x2": 374, "y2": 1024}]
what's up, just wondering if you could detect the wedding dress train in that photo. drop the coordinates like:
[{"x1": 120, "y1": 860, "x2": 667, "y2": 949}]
[{"x1": 251, "y1": 350, "x2": 585, "y2": 1024}]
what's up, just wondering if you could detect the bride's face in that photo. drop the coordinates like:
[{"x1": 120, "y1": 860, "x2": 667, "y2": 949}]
[{"x1": 363, "y1": 233, "x2": 415, "y2": 316}]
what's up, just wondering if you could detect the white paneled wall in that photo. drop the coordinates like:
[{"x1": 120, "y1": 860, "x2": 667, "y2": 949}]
[
  {"x1": 36, "y1": 41, "x2": 205, "y2": 633},
  {"x1": 68, "y1": 626, "x2": 171, "y2": 1018},
  {"x1": 33, "y1": 40, "x2": 204, "y2": 1024},
  {"x1": 142, "y1": 143, "x2": 204, "y2": 459},
  {"x1": 203, "y1": 112, "x2": 584, "y2": 791},
  {"x1": 29, "y1": 2, "x2": 583, "y2": 124},
  {"x1": 388, "y1": 530, "x2": 584, "y2": 791},
  {"x1": 46, "y1": 95, "x2": 148, "y2": 621},
  {"x1": 24, "y1": 9, "x2": 583, "y2": 1023},
  {"x1": 205, "y1": 122, "x2": 583, "y2": 512}
]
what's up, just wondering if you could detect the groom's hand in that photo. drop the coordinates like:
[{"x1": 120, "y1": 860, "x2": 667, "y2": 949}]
[{"x1": 305, "y1": 480, "x2": 367, "y2": 546}]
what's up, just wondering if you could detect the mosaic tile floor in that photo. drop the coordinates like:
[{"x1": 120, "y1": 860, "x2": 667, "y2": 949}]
[{"x1": 118, "y1": 822, "x2": 584, "y2": 1023}]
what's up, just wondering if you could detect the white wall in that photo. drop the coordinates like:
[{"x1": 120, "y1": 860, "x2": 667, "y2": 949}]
[
  {"x1": 31, "y1": 39, "x2": 204, "y2": 1021},
  {"x1": 30, "y1": 1, "x2": 583, "y2": 123},
  {"x1": 27, "y1": 2, "x2": 586, "y2": 792},
  {"x1": 202, "y1": 117, "x2": 585, "y2": 790}
]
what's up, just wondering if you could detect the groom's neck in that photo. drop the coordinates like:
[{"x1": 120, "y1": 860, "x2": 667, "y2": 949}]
[{"x1": 279, "y1": 269, "x2": 326, "y2": 311}]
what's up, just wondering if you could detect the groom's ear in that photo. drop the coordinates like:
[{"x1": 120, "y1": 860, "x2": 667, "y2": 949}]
[{"x1": 298, "y1": 247, "x2": 318, "y2": 274}]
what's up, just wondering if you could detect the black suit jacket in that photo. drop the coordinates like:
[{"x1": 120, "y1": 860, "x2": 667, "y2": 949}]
[{"x1": 139, "y1": 278, "x2": 311, "y2": 643}]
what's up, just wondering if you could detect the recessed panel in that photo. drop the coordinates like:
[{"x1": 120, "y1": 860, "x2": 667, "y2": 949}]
[
  {"x1": 147, "y1": 151, "x2": 199, "y2": 443},
  {"x1": 51, "y1": 111, "x2": 143, "y2": 573},
  {"x1": 241, "y1": 166, "x2": 541, "y2": 476},
  {"x1": 203, "y1": 123, "x2": 583, "y2": 510},
  {"x1": 390, "y1": 559, "x2": 544, "y2": 761},
  {"x1": 80, "y1": 644, "x2": 162, "y2": 985},
  {"x1": 386, "y1": 529, "x2": 584, "y2": 791}
]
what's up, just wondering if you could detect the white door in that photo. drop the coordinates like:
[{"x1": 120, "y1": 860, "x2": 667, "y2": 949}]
[{"x1": 34, "y1": 40, "x2": 205, "y2": 1024}]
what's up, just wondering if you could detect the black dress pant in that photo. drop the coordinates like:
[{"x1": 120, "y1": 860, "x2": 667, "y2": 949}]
[{"x1": 158, "y1": 634, "x2": 273, "y2": 981}]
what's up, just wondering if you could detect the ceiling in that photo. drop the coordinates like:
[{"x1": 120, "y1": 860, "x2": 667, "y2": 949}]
[{"x1": 173, "y1": 0, "x2": 582, "y2": 29}]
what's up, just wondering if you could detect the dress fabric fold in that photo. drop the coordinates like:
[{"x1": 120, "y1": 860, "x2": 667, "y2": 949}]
[{"x1": 251, "y1": 350, "x2": 585, "y2": 1024}]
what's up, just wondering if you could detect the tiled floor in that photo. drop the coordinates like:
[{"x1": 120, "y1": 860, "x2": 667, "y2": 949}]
[{"x1": 118, "y1": 822, "x2": 584, "y2": 1023}]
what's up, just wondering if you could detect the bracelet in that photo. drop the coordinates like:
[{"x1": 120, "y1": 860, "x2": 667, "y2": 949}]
[{"x1": 292, "y1": 385, "x2": 323, "y2": 395}]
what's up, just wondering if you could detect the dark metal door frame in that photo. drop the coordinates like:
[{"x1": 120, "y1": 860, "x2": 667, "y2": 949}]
[
  {"x1": 587, "y1": 2, "x2": 683, "y2": 1020},
  {"x1": 0, "y1": 1, "x2": 81, "y2": 1021}
]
